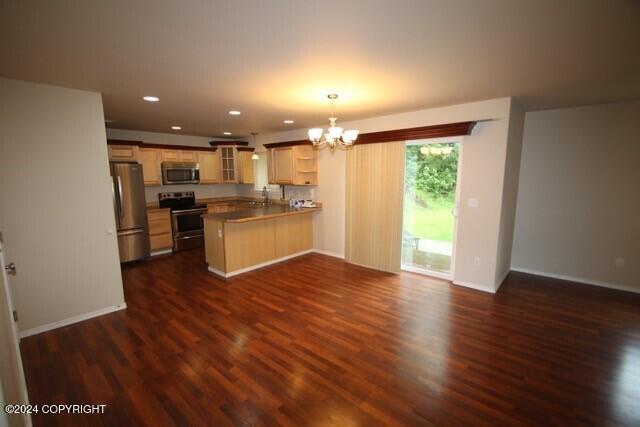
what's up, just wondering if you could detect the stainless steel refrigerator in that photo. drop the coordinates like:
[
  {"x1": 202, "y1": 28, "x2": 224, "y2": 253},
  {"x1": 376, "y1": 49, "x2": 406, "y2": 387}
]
[{"x1": 110, "y1": 162, "x2": 150, "y2": 262}]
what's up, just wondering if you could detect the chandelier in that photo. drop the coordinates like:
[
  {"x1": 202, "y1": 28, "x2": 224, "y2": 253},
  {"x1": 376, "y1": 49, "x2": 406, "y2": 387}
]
[{"x1": 308, "y1": 94, "x2": 359, "y2": 148}]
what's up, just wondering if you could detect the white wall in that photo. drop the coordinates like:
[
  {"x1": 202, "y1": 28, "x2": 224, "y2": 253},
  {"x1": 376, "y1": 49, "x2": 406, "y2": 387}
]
[
  {"x1": 495, "y1": 101, "x2": 526, "y2": 284},
  {"x1": 0, "y1": 78, "x2": 125, "y2": 333},
  {"x1": 106, "y1": 128, "x2": 243, "y2": 202},
  {"x1": 512, "y1": 101, "x2": 640, "y2": 293},
  {"x1": 253, "y1": 98, "x2": 518, "y2": 292}
]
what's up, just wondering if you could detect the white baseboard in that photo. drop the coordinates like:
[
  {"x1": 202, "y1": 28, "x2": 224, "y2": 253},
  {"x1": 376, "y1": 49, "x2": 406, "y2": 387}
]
[
  {"x1": 19, "y1": 303, "x2": 127, "y2": 338},
  {"x1": 312, "y1": 249, "x2": 345, "y2": 259},
  {"x1": 207, "y1": 265, "x2": 227, "y2": 277},
  {"x1": 452, "y1": 280, "x2": 496, "y2": 294},
  {"x1": 494, "y1": 269, "x2": 511, "y2": 292},
  {"x1": 149, "y1": 248, "x2": 172, "y2": 257},
  {"x1": 401, "y1": 265, "x2": 452, "y2": 281},
  {"x1": 208, "y1": 249, "x2": 314, "y2": 279},
  {"x1": 510, "y1": 267, "x2": 639, "y2": 295}
]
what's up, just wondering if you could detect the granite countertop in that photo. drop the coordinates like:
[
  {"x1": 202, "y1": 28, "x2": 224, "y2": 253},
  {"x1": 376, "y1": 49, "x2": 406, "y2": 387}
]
[
  {"x1": 203, "y1": 205, "x2": 321, "y2": 223},
  {"x1": 146, "y1": 196, "x2": 288, "y2": 209},
  {"x1": 146, "y1": 205, "x2": 170, "y2": 212}
]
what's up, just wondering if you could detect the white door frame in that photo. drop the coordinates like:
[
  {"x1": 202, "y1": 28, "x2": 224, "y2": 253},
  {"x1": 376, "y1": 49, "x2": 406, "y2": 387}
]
[
  {"x1": 402, "y1": 136, "x2": 464, "y2": 281},
  {"x1": 0, "y1": 233, "x2": 31, "y2": 427}
]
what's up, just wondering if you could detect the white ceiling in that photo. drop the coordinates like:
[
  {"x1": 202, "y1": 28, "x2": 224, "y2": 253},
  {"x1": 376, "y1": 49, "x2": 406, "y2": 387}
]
[{"x1": 1, "y1": 0, "x2": 639, "y2": 138}]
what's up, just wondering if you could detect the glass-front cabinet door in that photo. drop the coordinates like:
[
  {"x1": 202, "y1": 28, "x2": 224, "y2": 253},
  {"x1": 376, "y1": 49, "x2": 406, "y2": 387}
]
[{"x1": 220, "y1": 146, "x2": 236, "y2": 183}]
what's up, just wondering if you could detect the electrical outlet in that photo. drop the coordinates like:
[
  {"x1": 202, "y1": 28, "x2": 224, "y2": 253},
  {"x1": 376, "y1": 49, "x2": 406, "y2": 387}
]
[
  {"x1": 473, "y1": 256, "x2": 481, "y2": 266},
  {"x1": 615, "y1": 257, "x2": 625, "y2": 268}
]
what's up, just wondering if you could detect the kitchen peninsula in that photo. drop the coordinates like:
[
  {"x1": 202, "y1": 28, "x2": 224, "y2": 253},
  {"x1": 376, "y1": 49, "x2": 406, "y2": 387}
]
[{"x1": 203, "y1": 204, "x2": 321, "y2": 277}]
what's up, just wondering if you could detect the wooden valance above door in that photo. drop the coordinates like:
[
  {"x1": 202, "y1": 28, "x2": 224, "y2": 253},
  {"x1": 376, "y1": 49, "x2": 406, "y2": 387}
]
[
  {"x1": 356, "y1": 121, "x2": 476, "y2": 145},
  {"x1": 263, "y1": 121, "x2": 476, "y2": 148}
]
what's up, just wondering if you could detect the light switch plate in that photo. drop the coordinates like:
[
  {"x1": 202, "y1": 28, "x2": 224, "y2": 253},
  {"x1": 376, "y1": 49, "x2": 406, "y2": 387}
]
[{"x1": 468, "y1": 198, "x2": 480, "y2": 208}]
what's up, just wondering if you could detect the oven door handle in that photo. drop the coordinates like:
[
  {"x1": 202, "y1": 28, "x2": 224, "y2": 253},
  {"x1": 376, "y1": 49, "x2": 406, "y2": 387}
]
[{"x1": 171, "y1": 208, "x2": 207, "y2": 215}]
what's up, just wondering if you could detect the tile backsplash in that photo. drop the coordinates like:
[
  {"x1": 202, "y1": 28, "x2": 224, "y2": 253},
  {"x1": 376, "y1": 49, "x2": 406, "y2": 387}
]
[{"x1": 144, "y1": 183, "x2": 238, "y2": 203}]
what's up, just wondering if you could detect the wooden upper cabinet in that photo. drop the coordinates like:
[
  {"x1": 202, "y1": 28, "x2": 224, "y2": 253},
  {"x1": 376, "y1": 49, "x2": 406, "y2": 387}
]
[
  {"x1": 237, "y1": 151, "x2": 255, "y2": 184},
  {"x1": 106, "y1": 141, "x2": 262, "y2": 187},
  {"x1": 267, "y1": 145, "x2": 317, "y2": 185},
  {"x1": 108, "y1": 144, "x2": 139, "y2": 162},
  {"x1": 161, "y1": 149, "x2": 179, "y2": 162},
  {"x1": 267, "y1": 150, "x2": 275, "y2": 184},
  {"x1": 219, "y1": 146, "x2": 237, "y2": 183},
  {"x1": 292, "y1": 145, "x2": 318, "y2": 185},
  {"x1": 179, "y1": 150, "x2": 197, "y2": 161},
  {"x1": 161, "y1": 149, "x2": 196, "y2": 162},
  {"x1": 139, "y1": 148, "x2": 162, "y2": 186},
  {"x1": 273, "y1": 147, "x2": 294, "y2": 184},
  {"x1": 198, "y1": 151, "x2": 220, "y2": 184}
]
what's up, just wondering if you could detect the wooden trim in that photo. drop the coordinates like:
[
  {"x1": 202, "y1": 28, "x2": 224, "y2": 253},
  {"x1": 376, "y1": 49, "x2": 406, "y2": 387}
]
[
  {"x1": 263, "y1": 121, "x2": 476, "y2": 148},
  {"x1": 143, "y1": 143, "x2": 217, "y2": 152},
  {"x1": 236, "y1": 147, "x2": 255, "y2": 152},
  {"x1": 106, "y1": 139, "x2": 143, "y2": 146},
  {"x1": 107, "y1": 139, "x2": 218, "y2": 152},
  {"x1": 264, "y1": 140, "x2": 311, "y2": 149},
  {"x1": 208, "y1": 140, "x2": 249, "y2": 147},
  {"x1": 355, "y1": 121, "x2": 476, "y2": 144}
]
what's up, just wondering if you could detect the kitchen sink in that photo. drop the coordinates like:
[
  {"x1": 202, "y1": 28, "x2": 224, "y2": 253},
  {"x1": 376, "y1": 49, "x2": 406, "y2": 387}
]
[{"x1": 238, "y1": 200, "x2": 272, "y2": 207}]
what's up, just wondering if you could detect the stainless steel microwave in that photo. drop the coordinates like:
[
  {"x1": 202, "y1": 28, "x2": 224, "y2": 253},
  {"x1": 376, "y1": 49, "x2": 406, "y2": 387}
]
[{"x1": 161, "y1": 162, "x2": 200, "y2": 185}]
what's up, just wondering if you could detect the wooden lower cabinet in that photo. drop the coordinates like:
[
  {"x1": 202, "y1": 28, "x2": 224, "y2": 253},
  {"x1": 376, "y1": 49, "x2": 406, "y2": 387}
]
[
  {"x1": 204, "y1": 212, "x2": 313, "y2": 275},
  {"x1": 147, "y1": 208, "x2": 172, "y2": 252}
]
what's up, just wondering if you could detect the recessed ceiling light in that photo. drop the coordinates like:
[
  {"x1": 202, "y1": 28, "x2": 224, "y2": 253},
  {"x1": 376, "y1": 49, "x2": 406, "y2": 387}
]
[
  {"x1": 171, "y1": 126, "x2": 182, "y2": 130},
  {"x1": 283, "y1": 120, "x2": 294, "y2": 124},
  {"x1": 228, "y1": 110, "x2": 241, "y2": 115},
  {"x1": 143, "y1": 96, "x2": 159, "y2": 102},
  {"x1": 223, "y1": 132, "x2": 232, "y2": 135}
]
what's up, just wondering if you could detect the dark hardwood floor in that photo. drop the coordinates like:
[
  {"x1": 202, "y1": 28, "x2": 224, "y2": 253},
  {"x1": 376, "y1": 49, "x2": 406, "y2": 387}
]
[{"x1": 21, "y1": 249, "x2": 640, "y2": 426}]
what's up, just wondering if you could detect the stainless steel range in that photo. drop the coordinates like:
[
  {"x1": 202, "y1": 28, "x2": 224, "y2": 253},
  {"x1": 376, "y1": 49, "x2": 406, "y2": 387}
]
[{"x1": 158, "y1": 192, "x2": 207, "y2": 251}]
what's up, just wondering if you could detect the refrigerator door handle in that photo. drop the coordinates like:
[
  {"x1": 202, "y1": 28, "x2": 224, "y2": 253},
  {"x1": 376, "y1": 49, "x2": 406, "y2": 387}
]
[
  {"x1": 117, "y1": 228, "x2": 145, "y2": 236},
  {"x1": 111, "y1": 176, "x2": 120, "y2": 228},
  {"x1": 116, "y1": 175, "x2": 124, "y2": 218}
]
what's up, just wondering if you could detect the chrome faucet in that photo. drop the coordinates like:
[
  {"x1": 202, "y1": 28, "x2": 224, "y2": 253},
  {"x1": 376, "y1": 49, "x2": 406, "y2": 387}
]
[{"x1": 262, "y1": 186, "x2": 270, "y2": 205}]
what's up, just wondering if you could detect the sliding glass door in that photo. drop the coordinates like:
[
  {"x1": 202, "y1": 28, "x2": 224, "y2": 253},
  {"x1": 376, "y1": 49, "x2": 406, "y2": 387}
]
[{"x1": 402, "y1": 138, "x2": 461, "y2": 278}]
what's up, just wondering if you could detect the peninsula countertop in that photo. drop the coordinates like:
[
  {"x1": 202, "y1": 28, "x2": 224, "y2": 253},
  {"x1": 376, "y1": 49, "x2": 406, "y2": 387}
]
[{"x1": 202, "y1": 204, "x2": 321, "y2": 223}]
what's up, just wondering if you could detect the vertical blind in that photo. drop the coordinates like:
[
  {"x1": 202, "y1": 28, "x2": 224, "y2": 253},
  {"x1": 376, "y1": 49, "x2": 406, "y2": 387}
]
[{"x1": 345, "y1": 142, "x2": 405, "y2": 273}]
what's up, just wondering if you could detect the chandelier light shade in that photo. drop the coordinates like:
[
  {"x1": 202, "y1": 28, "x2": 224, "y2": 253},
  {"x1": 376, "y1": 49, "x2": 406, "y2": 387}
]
[
  {"x1": 250, "y1": 132, "x2": 260, "y2": 159},
  {"x1": 308, "y1": 94, "x2": 358, "y2": 149},
  {"x1": 308, "y1": 127, "x2": 323, "y2": 141}
]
